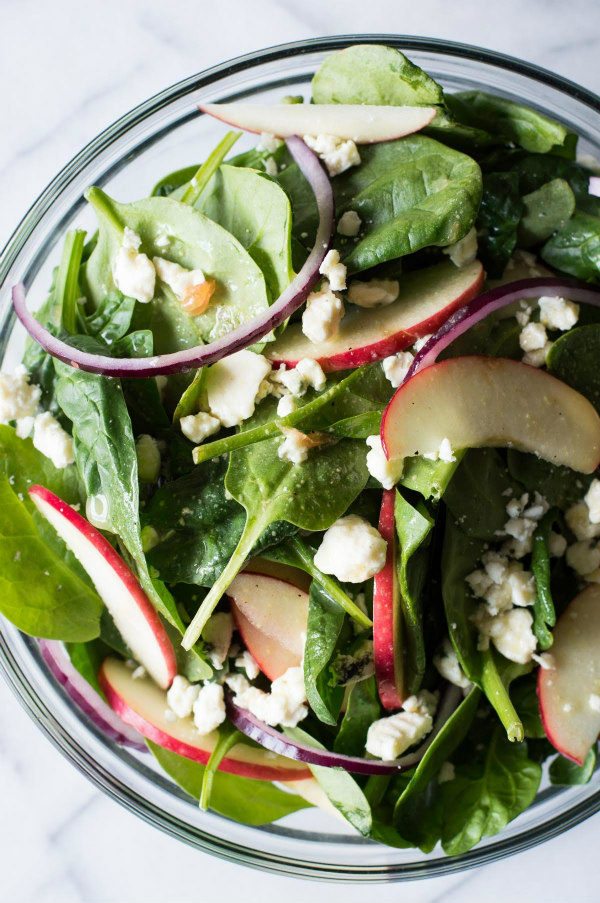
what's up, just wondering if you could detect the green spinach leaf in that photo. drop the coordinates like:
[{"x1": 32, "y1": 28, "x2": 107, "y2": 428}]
[
  {"x1": 549, "y1": 747, "x2": 597, "y2": 785},
  {"x1": 518, "y1": 178, "x2": 576, "y2": 247},
  {"x1": 477, "y1": 172, "x2": 523, "y2": 277},
  {"x1": 507, "y1": 449, "x2": 591, "y2": 510},
  {"x1": 444, "y1": 448, "x2": 522, "y2": 541},
  {"x1": 547, "y1": 324, "x2": 600, "y2": 411},
  {"x1": 531, "y1": 509, "x2": 558, "y2": 649},
  {"x1": 303, "y1": 582, "x2": 346, "y2": 725},
  {"x1": 541, "y1": 211, "x2": 600, "y2": 281},
  {"x1": 334, "y1": 675, "x2": 381, "y2": 756}
]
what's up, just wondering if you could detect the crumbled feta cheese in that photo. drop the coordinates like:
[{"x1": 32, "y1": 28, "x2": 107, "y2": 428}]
[
  {"x1": 412, "y1": 334, "x2": 433, "y2": 352},
  {"x1": 277, "y1": 394, "x2": 297, "y2": 417},
  {"x1": 192, "y1": 682, "x2": 226, "y2": 735},
  {"x1": 538, "y1": 296, "x2": 579, "y2": 331},
  {"x1": 264, "y1": 157, "x2": 278, "y2": 177},
  {"x1": 337, "y1": 210, "x2": 362, "y2": 237},
  {"x1": 0, "y1": 366, "x2": 41, "y2": 423},
  {"x1": 549, "y1": 532, "x2": 567, "y2": 557},
  {"x1": 303, "y1": 134, "x2": 361, "y2": 177},
  {"x1": 506, "y1": 493, "x2": 529, "y2": 519},
  {"x1": 466, "y1": 569, "x2": 493, "y2": 599},
  {"x1": 365, "y1": 435, "x2": 403, "y2": 489},
  {"x1": 523, "y1": 341, "x2": 553, "y2": 368},
  {"x1": 278, "y1": 427, "x2": 312, "y2": 464},
  {"x1": 226, "y1": 666, "x2": 308, "y2": 727},
  {"x1": 566, "y1": 501, "x2": 600, "y2": 541},
  {"x1": 153, "y1": 256, "x2": 206, "y2": 303},
  {"x1": 443, "y1": 227, "x2": 478, "y2": 267},
  {"x1": 235, "y1": 650, "x2": 260, "y2": 680},
  {"x1": 468, "y1": 557, "x2": 535, "y2": 615},
  {"x1": 32, "y1": 412, "x2": 74, "y2": 469},
  {"x1": 519, "y1": 321, "x2": 547, "y2": 352},
  {"x1": 433, "y1": 638, "x2": 471, "y2": 690},
  {"x1": 314, "y1": 514, "x2": 387, "y2": 583},
  {"x1": 584, "y1": 479, "x2": 600, "y2": 524},
  {"x1": 589, "y1": 693, "x2": 600, "y2": 713},
  {"x1": 302, "y1": 285, "x2": 345, "y2": 343},
  {"x1": 482, "y1": 551, "x2": 509, "y2": 585},
  {"x1": 438, "y1": 761, "x2": 456, "y2": 783},
  {"x1": 504, "y1": 516, "x2": 538, "y2": 544},
  {"x1": 473, "y1": 607, "x2": 537, "y2": 664},
  {"x1": 532, "y1": 652, "x2": 555, "y2": 670},
  {"x1": 506, "y1": 567, "x2": 537, "y2": 607},
  {"x1": 366, "y1": 692, "x2": 436, "y2": 759},
  {"x1": 16, "y1": 416, "x2": 35, "y2": 439},
  {"x1": 202, "y1": 612, "x2": 233, "y2": 669},
  {"x1": 566, "y1": 541, "x2": 600, "y2": 576},
  {"x1": 206, "y1": 350, "x2": 272, "y2": 427},
  {"x1": 257, "y1": 132, "x2": 282, "y2": 153},
  {"x1": 382, "y1": 351, "x2": 414, "y2": 388},
  {"x1": 180, "y1": 411, "x2": 221, "y2": 444},
  {"x1": 167, "y1": 675, "x2": 200, "y2": 719},
  {"x1": 423, "y1": 437, "x2": 456, "y2": 463},
  {"x1": 113, "y1": 228, "x2": 156, "y2": 304},
  {"x1": 273, "y1": 359, "x2": 326, "y2": 397},
  {"x1": 347, "y1": 279, "x2": 400, "y2": 308},
  {"x1": 319, "y1": 249, "x2": 347, "y2": 292}
]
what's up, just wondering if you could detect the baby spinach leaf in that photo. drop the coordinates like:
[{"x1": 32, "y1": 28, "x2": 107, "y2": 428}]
[
  {"x1": 179, "y1": 131, "x2": 241, "y2": 206},
  {"x1": 531, "y1": 509, "x2": 558, "y2": 649},
  {"x1": 549, "y1": 747, "x2": 597, "y2": 785},
  {"x1": 440, "y1": 725, "x2": 542, "y2": 855},
  {"x1": 334, "y1": 676, "x2": 381, "y2": 756},
  {"x1": 518, "y1": 178, "x2": 576, "y2": 247},
  {"x1": 56, "y1": 229, "x2": 86, "y2": 335},
  {"x1": 547, "y1": 324, "x2": 600, "y2": 411},
  {"x1": 400, "y1": 455, "x2": 460, "y2": 501},
  {"x1": 172, "y1": 368, "x2": 206, "y2": 423},
  {"x1": 477, "y1": 171, "x2": 523, "y2": 277},
  {"x1": 199, "y1": 723, "x2": 242, "y2": 811},
  {"x1": 66, "y1": 639, "x2": 111, "y2": 697},
  {"x1": 541, "y1": 211, "x2": 600, "y2": 281},
  {"x1": 82, "y1": 292, "x2": 136, "y2": 345},
  {"x1": 152, "y1": 164, "x2": 198, "y2": 198},
  {"x1": 511, "y1": 676, "x2": 546, "y2": 739},
  {"x1": 0, "y1": 478, "x2": 101, "y2": 640},
  {"x1": 334, "y1": 137, "x2": 482, "y2": 273},
  {"x1": 507, "y1": 449, "x2": 591, "y2": 510},
  {"x1": 444, "y1": 448, "x2": 522, "y2": 541},
  {"x1": 147, "y1": 741, "x2": 308, "y2": 823},
  {"x1": 303, "y1": 582, "x2": 346, "y2": 725}
]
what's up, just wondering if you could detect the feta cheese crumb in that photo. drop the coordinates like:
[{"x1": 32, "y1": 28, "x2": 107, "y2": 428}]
[
  {"x1": 443, "y1": 227, "x2": 478, "y2": 267},
  {"x1": 319, "y1": 249, "x2": 347, "y2": 291},
  {"x1": 16, "y1": 416, "x2": 35, "y2": 439},
  {"x1": 263, "y1": 157, "x2": 278, "y2": 177},
  {"x1": 538, "y1": 296, "x2": 579, "y2": 331},
  {"x1": 566, "y1": 541, "x2": 600, "y2": 576},
  {"x1": 347, "y1": 279, "x2": 400, "y2": 308},
  {"x1": 412, "y1": 334, "x2": 433, "y2": 352},
  {"x1": 365, "y1": 434, "x2": 403, "y2": 489},
  {"x1": 113, "y1": 228, "x2": 156, "y2": 303},
  {"x1": 522, "y1": 342, "x2": 553, "y2": 368},
  {"x1": 32, "y1": 412, "x2": 74, "y2": 469},
  {"x1": 273, "y1": 359, "x2": 326, "y2": 397},
  {"x1": 532, "y1": 652, "x2": 555, "y2": 670},
  {"x1": 202, "y1": 612, "x2": 233, "y2": 669},
  {"x1": 382, "y1": 351, "x2": 414, "y2": 388},
  {"x1": 256, "y1": 132, "x2": 282, "y2": 153},
  {"x1": 549, "y1": 532, "x2": 567, "y2": 557},
  {"x1": 206, "y1": 350, "x2": 272, "y2": 427},
  {"x1": 180, "y1": 411, "x2": 221, "y2": 444},
  {"x1": 584, "y1": 479, "x2": 600, "y2": 524},
  {"x1": 433, "y1": 638, "x2": 471, "y2": 690},
  {"x1": 303, "y1": 134, "x2": 361, "y2": 177},
  {"x1": 153, "y1": 256, "x2": 206, "y2": 303},
  {"x1": 337, "y1": 210, "x2": 361, "y2": 237},
  {"x1": 565, "y1": 501, "x2": 600, "y2": 541},
  {"x1": 366, "y1": 692, "x2": 436, "y2": 759},
  {"x1": 277, "y1": 394, "x2": 298, "y2": 417},
  {"x1": 278, "y1": 427, "x2": 313, "y2": 464},
  {"x1": 302, "y1": 285, "x2": 345, "y2": 343},
  {"x1": 438, "y1": 761, "x2": 456, "y2": 783},
  {"x1": 519, "y1": 321, "x2": 547, "y2": 352},
  {"x1": 314, "y1": 514, "x2": 387, "y2": 583},
  {"x1": 226, "y1": 666, "x2": 308, "y2": 727},
  {"x1": 588, "y1": 693, "x2": 600, "y2": 713},
  {"x1": 0, "y1": 366, "x2": 41, "y2": 423},
  {"x1": 423, "y1": 437, "x2": 456, "y2": 463},
  {"x1": 167, "y1": 675, "x2": 200, "y2": 719},
  {"x1": 192, "y1": 682, "x2": 226, "y2": 735},
  {"x1": 235, "y1": 650, "x2": 260, "y2": 680},
  {"x1": 473, "y1": 607, "x2": 537, "y2": 664}
]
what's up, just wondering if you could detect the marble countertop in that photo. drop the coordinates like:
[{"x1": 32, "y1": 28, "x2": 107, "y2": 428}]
[{"x1": 1, "y1": 1, "x2": 599, "y2": 900}]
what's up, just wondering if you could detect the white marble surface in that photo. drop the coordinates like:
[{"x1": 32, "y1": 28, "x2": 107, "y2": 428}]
[{"x1": 1, "y1": 1, "x2": 599, "y2": 900}]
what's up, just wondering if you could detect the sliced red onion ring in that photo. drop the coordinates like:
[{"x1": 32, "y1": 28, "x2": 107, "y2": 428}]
[
  {"x1": 39, "y1": 640, "x2": 145, "y2": 750},
  {"x1": 12, "y1": 137, "x2": 333, "y2": 378},
  {"x1": 226, "y1": 685, "x2": 461, "y2": 775},
  {"x1": 405, "y1": 277, "x2": 600, "y2": 382}
]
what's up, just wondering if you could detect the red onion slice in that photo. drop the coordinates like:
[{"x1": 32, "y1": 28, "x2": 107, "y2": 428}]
[
  {"x1": 226, "y1": 685, "x2": 461, "y2": 775},
  {"x1": 12, "y1": 137, "x2": 333, "y2": 378},
  {"x1": 39, "y1": 640, "x2": 145, "y2": 750},
  {"x1": 405, "y1": 277, "x2": 600, "y2": 382}
]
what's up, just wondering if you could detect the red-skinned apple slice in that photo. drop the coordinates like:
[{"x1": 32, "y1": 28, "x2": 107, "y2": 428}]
[
  {"x1": 373, "y1": 489, "x2": 404, "y2": 710},
  {"x1": 538, "y1": 584, "x2": 600, "y2": 765},
  {"x1": 99, "y1": 657, "x2": 309, "y2": 780},
  {"x1": 199, "y1": 102, "x2": 437, "y2": 143},
  {"x1": 381, "y1": 356, "x2": 600, "y2": 474},
  {"x1": 267, "y1": 260, "x2": 484, "y2": 371},
  {"x1": 29, "y1": 485, "x2": 176, "y2": 689},
  {"x1": 227, "y1": 571, "x2": 309, "y2": 681}
]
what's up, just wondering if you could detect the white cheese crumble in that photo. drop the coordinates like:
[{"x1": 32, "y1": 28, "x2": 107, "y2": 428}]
[
  {"x1": 566, "y1": 541, "x2": 600, "y2": 576},
  {"x1": 438, "y1": 761, "x2": 456, "y2": 783},
  {"x1": 263, "y1": 157, "x2": 278, "y2": 177},
  {"x1": 412, "y1": 334, "x2": 433, "y2": 352},
  {"x1": 180, "y1": 411, "x2": 221, "y2": 444},
  {"x1": 443, "y1": 227, "x2": 478, "y2": 267},
  {"x1": 549, "y1": 532, "x2": 567, "y2": 557},
  {"x1": 473, "y1": 607, "x2": 537, "y2": 664},
  {"x1": 565, "y1": 500, "x2": 600, "y2": 541},
  {"x1": 519, "y1": 321, "x2": 547, "y2": 352},
  {"x1": 314, "y1": 514, "x2": 387, "y2": 583},
  {"x1": 205, "y1": 350, "x2": 271, "y2": 427},
  {"x1": 522, "y1": 342, "x2": 553, "y2": 368},
  {"x1": 226, "y1": 666, "x2": 308, "y2": 728},
  {"x1": 365, "y1": 691, "x2": 437, "y2": 759},
  {"x1": 32, "y1": 412, "x2": 74, "y2": 469},
  {"x1": 584, "y1": 479, "x2": 600, "y2": 524},
  {"x1": 192, "y1": 682, "x2": 226, "y2": 735},
  {"x1": 167, "y1": 674, "x2": 200, "y2": 719},
  {"x1": 538, "y1": 296, "x2": 579, "y2": 331},
  {"x1": 202, "y1": 612, "x2": 233, "y2": 669},
  {"x1": 347, "y1": 279, "x2": 400, "y2": 308},
  {"x1": 532, "y1": 652, "x2": 555, "y2": 670},
  {"x1": 423, "y1": 437, "x2": 456, "y2": 463},
  {"x1": 256, "y1": 132, "x2": 282, "y2": 153},
  {"x1": 113, "y1": 228, "x2": 156, "y2": 304},
  {"x1": 278, "y1": 427, "x2": 313, "y2": 464},
  {"x1": 382, "y1": 351, "x2": 414, "y2": 388},
  {"x1": 337, "y1": 210, "x2": 362, "y2": 237},
  {"x1": 365, "y1": 435, "x2": 403, "y2": 489},
  {"x1": 467, "y1": 556, "x2": 536, "y2": 615},
  {"x1": 235, "y1": 650, "x2": 260, "y2": 680},
  {"x1": 303, "y1": 134, "x2": 361, "y2": 177},
  {"x1": 319, "y1": 249, "x2": 347, "y2": 292},
  {"x1": 433, "y1": 638, "x2": 472, "y2": 690},
  {"x1": 273, "y1": 359, "x2": 327, "y2": 397},
  {"x1": 276, "y1": 394, "x2": 298, "y2": 418},
  {"x1": 0, "y1": 366, "x2": 41, "y2": 423},
  {"x1": 153, "y1": 256, "x2": 205, "y2": 302},
  {"x1": 589, "y1": 693, "x2": 600, "y2": 713},
  {"x1": 302, "y1": 285, "x2": 345, "y2": 343}
]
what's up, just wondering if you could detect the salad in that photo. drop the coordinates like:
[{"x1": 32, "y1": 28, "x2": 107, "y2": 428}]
[{"x1": 3, "y1": 43, "x2": 600, "y2": 854}]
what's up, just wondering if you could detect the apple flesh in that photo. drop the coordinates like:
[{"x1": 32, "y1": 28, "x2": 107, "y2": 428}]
[
  {"x1": 381, "y1": 356, "x2": 600, "y2": 474},
  {"x1": 538, "y1": 584, "x2": 600, "y2": 765},
  {"x1": 227, "y1": 571, "x2": 309, "y2": 681},
  {"x1": 99, "y1": 657, "x2": 309, "y2": 780},
  {"x1": 267, "y1": 260, "x2": 484, "y2": 371},
  {"x1": 373, "y1": 489, "x2": 404, "y2": 710},
  {"x1": 199, "y1": 102, "x2": 437, "y2": 144},
  {"x1": 29, "y1": 485, "x2": 176, "y2": 689}
]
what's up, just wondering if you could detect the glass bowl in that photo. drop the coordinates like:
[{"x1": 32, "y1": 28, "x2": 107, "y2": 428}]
[{"x1": 1, "y1": 35, "x2": 599, "y2": 882}]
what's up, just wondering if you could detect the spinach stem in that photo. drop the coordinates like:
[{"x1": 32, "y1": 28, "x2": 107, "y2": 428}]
[
  {"x1": 181, "y1": 131, "x2": 241, "y2": 206},
  {"x1": 481, "y1": 650, "x2": 524, "y2": 742},
  {"x1": 199, "y1": 724, "x2": 241, "y2": 810},
  {"x1": 57, "y1": 230, "x2": 87, "y2": 335},
  {"x1": 85, "y1": 187, "x2": 125, "y2": 236}
]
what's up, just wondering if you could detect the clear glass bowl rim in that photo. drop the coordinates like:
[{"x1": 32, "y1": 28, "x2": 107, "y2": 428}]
[{"x1": 1, "y1": 34, "x2": 599, "y2": 882}]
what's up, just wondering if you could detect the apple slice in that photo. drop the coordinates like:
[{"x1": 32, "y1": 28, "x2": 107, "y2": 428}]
[
  {"x1": 227, "y1": 571, "x2": 309, "y2": 681},
  {"x1": 199, "y1": 102, "x2": 437, "y2": 144},
  {"x1": 267, "y1": 260, "x2": 484, "y2": 371},
  {"x1": 99, "y1": 657, "x2": 309, "y2": 780},
  {"x1": 373, "y1": 489, "x2": 404, "y2": 710},
  {"x1": 381, "y1": 356, "x2": 600, "y2": 474},
  {"x1": 538, "y1": 584, "x2": 600, "y2": 765},
  {"x1": 29, "y1": 485, "x2": 176, "y2": 689}
]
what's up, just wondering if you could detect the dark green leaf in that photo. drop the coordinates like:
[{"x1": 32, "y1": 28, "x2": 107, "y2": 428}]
[
  {"x1": 477, "y1": 172, "x2": 523, "y2": 277},
  {"x1": 541, "y1": 211, "x2": 600, "y2": 282},
  {"x1": 531, "y1": 509, "x2": 558, "y2": 649},
  {"x1": 518, "y1": 178, "x2": 576, "y2": 247},
  {"x1": 303, "y1": 582, "x2": 346, "y2": 725},
  {"x1": 547, "y1": 324, "x2": 600, "y2": 412},
  {"x1": 334, "y1": 676, "x2": 381, "y2": 756},
  {"x1": 444, "y1": 448, "x2": 522, "y2": 541},
  {"x1": 549, "y1": 747, "x2": 597, "y2": 785}
]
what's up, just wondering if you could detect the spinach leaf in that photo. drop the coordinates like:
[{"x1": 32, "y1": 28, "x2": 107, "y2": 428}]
[
  {"x1": 66, "y1": 640, "x2": 111, "y2": 696},
  {"x1": 541, "y1": 211, "x2": 600, "y2": 281},
  {"x1": 0, "y1": 478, "x2": 101, "y2": 640},
  {"x1": 303, "y1": 582, "x2": 346, "y2": 725},
  {"x1": 547, "y1": 324, "x2": 600, "y2": 411},
  {"x1": 477, "y1": 172, "x2": 523, "y2": 277},
  {"x1": 147, "y1": 742, "x2": 308, "y2": 823},
  {"x1": 179, "y1": 131, "x2": 241, "y2": 206},
  {"x1": 84, "y1": 188, "x2": 270, "y2": 350},
  {"x1": 181, "y1": 399, "x2": 371, "y2": 648},
  {"x1": 172, "y1": 368, "x2": 206, "y2": 423},
  {"x1": 82, "y1": 292, "x2": 136, "y2": 345},
  {"x1": 334, "y1": 676, "x2": 381, "y2": 756},
  {"x1": 56, "y1": 230, "x2": 86, "y2": 335},
  {"x1": 334, "y1": 137, "x2": 482, "y2": 273},
  {"x1": 444, "y1": 448, "x2": 522, "y2": 541},
  {"x1": 531, "y1": 509, "x2": 558, "y2": 649},
  {"x1": 199, "y1": 723, "x2": 242, "y2": 811},
  {"x1": 549, "y1": 747, "x2": 597, "y2": 785},
  {"x1": 481, "y1": 150, "x2": 590, "y2": 198},
  {"x1": 518, "y1": 178, "x2": 576, "y2": 247},
  {"x1": 152, "y1": 164, "x2": 199, "y2": 198},
  {"x1": 440, "y1": 725, "x2": 541, "y2": 855},
  {"x1": 400, "y1": 455, "x2": 460, "y2": 501},
  {"x1": 506, "y1": 449, "x2": 591, "y2": 510},
  {"x1": 511, "y1": 676, "x2": 546, "y2": 739}
]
